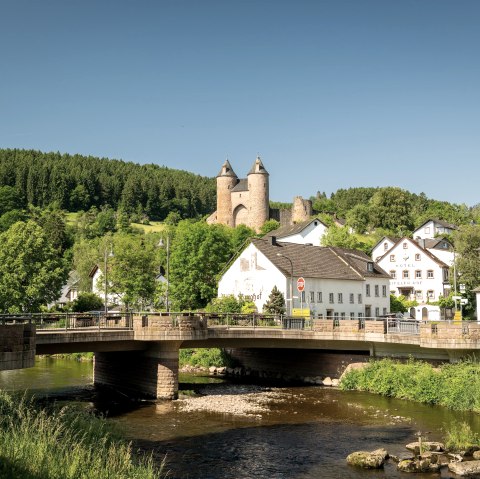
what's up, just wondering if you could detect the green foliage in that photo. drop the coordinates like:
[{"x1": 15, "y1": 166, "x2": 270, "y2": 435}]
[
  {"x1": 0, "y1": 220, "x2": 68, "y2": 313},
  {"x1": 341, "y1": 358, "x2": 480, "y2": 412},
  {"x1": 205, "y1": 294, "x2": 257, "y2": 314},
  {"x1": 169, "y1": 221, "x2": 233, "y2": 310},
  {"x1": 71, "y1": 293, "x2": 104, "y2": 312},
  {"x1": 269, "y1": 201, "x2": 292, "y2": 210},
  {"x1": 321, "y1": 225, "x2": 372, "y2": 254},
  {"x1": 179, "y1": 348, "x2": 234, "y2": 368},
  {"x1": 0, "y1": 391, "x2": 161, "y2": 478},
  {"x1": 444, "y1": 422, "x2": 480, "y2": 452},
  {"x1": 263, "y1": 286, "x2": 286, "y2": 315},
  {"x1": 0, "y1": 185, "x2": 22, "y2": 215},
  {"x1": 390, "y1": 295, "x2": 418, "y2": 313},
  {"x1": 259, "y1": 219, "x2": 280, "y2": 235}
]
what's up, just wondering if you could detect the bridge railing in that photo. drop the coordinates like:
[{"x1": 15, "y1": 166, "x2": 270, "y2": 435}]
[
  {"x1": 0, "y1": 312, "x2": 134, "y2": 331},
  {"x1": 386, "y1": 318, "x2": 420, "y2": 335}
]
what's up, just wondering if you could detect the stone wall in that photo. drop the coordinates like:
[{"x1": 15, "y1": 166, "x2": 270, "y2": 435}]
[{"x1": 0, "y1": 324, "x2": 35, "y2": 370}]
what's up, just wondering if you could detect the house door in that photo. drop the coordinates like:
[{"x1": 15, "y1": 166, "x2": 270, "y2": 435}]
[
  {"x1": 422, "y1": 307, "x2": 428, "y2": 321},
  {"x1": 410, "y1": 307, "x2": 416, "y2": 319},
  {"x1": 365, "y1": 306, "x2": 371, "y2": 318},
  {"x1": 326, "y1": 309, "x2": 334, "y2": 319}
]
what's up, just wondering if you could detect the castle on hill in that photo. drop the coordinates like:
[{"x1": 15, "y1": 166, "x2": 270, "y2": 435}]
[{"x1": 206, "y1": 156, "x2": 312, "y2": 232}]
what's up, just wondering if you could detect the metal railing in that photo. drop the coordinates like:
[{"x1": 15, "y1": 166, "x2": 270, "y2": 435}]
[
  {"x1": 386, "y1": 318, "x2": 420, "y2": 335},
  {"x1": 0, "y1": 312, "x2": 133, "y2": 331}
]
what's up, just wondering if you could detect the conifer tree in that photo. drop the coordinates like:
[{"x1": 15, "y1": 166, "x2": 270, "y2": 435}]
[{"x1": 263, "y1": 286, "x2": 286, "y2": 315}]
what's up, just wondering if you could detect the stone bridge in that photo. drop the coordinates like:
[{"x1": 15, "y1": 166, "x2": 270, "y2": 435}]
[{"x1": 2, "y1": 313, "x2": 480, "y2": 399}]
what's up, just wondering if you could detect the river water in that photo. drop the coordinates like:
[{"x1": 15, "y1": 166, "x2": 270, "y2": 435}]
[{"x1": 1, "y1": 358, "x2": 478, "y2": 479}]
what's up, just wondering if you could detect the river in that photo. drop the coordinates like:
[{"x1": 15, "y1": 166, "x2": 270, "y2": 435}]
[{"x1": 1, "y1": 358, "x2": 478, "y2": 478}]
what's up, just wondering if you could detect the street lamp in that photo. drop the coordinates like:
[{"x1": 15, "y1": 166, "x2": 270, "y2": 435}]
[
  {"x1": 104, "y1": 245, "x2": 114, "y2": 315},
  {"x1": 277, "y1": 252, "x2": 293, "y2": 316},
  {"x1": 158, "y1": 235, "x2": 170, "y2": 312}
]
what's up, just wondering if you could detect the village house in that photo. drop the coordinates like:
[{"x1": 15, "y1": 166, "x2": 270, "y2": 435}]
[
  {"x1": 218, "y1": 237, "x2": 391, "y2": 318},
  {"x1": 375, "y1": 236, "x2": 454, "y2": 320},
  {"x1": 413, "y1": 219, "x2": 457, "y2": 240},
  {"x1": 263, "y1": 217, "x2": 329, "y2": 246}
]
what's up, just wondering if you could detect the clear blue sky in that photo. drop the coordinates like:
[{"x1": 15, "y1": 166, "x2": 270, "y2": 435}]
[{"x1": 1, "y1": 0, "x2": 479, "y2": 206}]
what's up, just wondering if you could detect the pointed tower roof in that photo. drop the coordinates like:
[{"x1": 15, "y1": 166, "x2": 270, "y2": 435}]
[
  {"x1": 216, "y1": 159, "x2": 238, "y2": 178},
  {"x1": 247, "y1": 155, "x2": 269, "y2": 175}
]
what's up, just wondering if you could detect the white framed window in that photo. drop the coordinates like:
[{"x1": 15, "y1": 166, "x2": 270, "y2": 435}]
[
  {"x1": 390, "y1": 270, "x2": 396, "y2": 279},
  {"x1": 310, "y1": 291, "x2": 315, "y2": 303},
  {"x1": 350, "y1": 312, "x2": 355, "y2": 319},
  {"x1": 358, "y1": 312, "x2": 364, "y2": 319},
  {"x1": 415, "y1": 270, "x2": 422, "y2": 279},
  {"x1": 338, "y1": 293, "x2": 343, "y2": 303},
  {"x1": 427, "y1": 290, "x2": 435, "y2": 299},
  {"x1": 403, "y1": 242, "x2": 408, "y2": 249},
  {"x1": 318, "y1": 292, "x2": 323, "y2": 303},
  {"x1": 416, "y1": 290, "x2": 423, "y2": 299},
  {"x1": 383, "y1": 307, "x2": 387, "y2": 316},
  {"x1": 374, "y1": 285, "x2": 379, "y2": 297},
  {"x1": 367, "y1": 262, "x2": 374, "y2": 272},
  {"x1": 366, "y1": 284, "x2": 371, "y2": 297},
  {"x1": 358, "y1": 293, "x2": 362, "y2": 304},
  {"x1": 329, "y1": 293, "x2": 334, "y2": 303},
  {"x1": 382, "y1": 285, "x2": 387, "y2": 297},
  {"x1": 427, "y1": 270, "x2": 434, "y2": 279},
  {"x1": 334, "y1": 312, "x2": 339, "y2": 319},
  {"x1": 349, "y1": 293, "x2": 354, "y2": 304},
  {"x1": 384, "y1": 242, "x2": 389, "y2": 251},
  {"x1": 425, "y1": 227, "x2": 430, "y2": 234},
  {"x1": 390, "y1": 255, "x2": 395, "y2": 262},
  {"x1": 403, "y1": 270, "x2": 409, "y2": 279},
  {"x1": 341, "y1": 312, "x2": 346, "y2": 319},
  {"x1": 415, "y1": 253, "x2": 421, "y2": 261},
  {"x1": 375, "y1": 307, "x2": 380, "y2": 317}
]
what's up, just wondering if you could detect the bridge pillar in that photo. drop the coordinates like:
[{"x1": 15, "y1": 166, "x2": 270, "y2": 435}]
[{"x1": 94, "y1": 341, "x2": 181, "y2": 399}]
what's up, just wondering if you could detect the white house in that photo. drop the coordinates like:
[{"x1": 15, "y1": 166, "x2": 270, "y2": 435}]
[
  {"x1": 89, "y1": 265, "x2": 122, "y2": 308},
  {"x1": 413, "y1": 219, "x2": 457, "y2": 240},
  {"x1": 376, "y1": 237, "x2": 451, "y2": 320},
  {"x1": 218, "y1": 237, "x2": 391, "y2": 318},
  {"x1": 371, "y1": 236, "x2": 400, "y2": 262},
  {"x1": 474, "y1": 286, "x2": 480, "y2": 322},
  {"x1": 264, "y1": 218, "x2": 329, "y2": 246},
  {"x1": 49, "y1": 271, "x2": 79, "y2": 309}
]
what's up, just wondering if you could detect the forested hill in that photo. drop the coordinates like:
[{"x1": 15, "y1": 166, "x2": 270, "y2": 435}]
[{"x1": 0, "y1": 149, "x2": 216, "y2": 220}]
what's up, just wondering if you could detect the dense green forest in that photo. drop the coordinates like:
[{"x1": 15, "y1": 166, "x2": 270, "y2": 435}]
[{"x1": 0, "y1": 149, "x2": 216, "y2": 220}]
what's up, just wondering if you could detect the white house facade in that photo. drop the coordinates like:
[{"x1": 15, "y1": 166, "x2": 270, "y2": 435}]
[
  {"x1": 376, "y1": 237, "x2": 451, "y2": 320},
  {"x1": 218, "y1": 238, "x2": 391, "y2": 318},
  {"x1": 264, "y1": 218, "x2": 329, "y2": 246},
  {"x1": 371, "y1": 236, "x2": 400, "y2": 262},
  {"x1": 413, "y1": 219, "x2": 457, "y2": 240}
]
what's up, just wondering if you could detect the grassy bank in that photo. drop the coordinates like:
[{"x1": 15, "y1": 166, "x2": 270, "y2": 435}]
[
  {"x1": 179, "y1": 348, "x2": 235, "y2": 369},
  {"x1": 0, "y1": 391, "x2": 163, "y2": 479},
  {"x1": 340, "y1": 358, "x2": 480, "y2": 412}
]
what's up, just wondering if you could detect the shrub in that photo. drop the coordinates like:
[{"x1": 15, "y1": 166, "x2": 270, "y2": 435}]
[
  {"x1": 444, "y1": 422, "x2": 480, "y2": 452},
  {"x1": 179, "y1": 348, "x2": 234, "y2": 368}
]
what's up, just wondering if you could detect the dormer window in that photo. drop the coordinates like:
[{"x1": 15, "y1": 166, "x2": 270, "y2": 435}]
[{"x1": 367, "y1": 262, "x2": 374, "y2": 272}]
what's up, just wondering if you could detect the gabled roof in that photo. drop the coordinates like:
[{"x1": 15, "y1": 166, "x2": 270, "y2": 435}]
[
  {"x1": 231, "y1": 178, "x2": 248, "y2": 192},
  {"x1": 251, "y1": 238, "x2": 390, "y2": 281},
  {"x1": 376, "y1": 237, "x2": 449, "y2": 268},
  {"x1": 414, "y1": 218, "x2": 457, "y2": 232},
  {"x1": 263, "y1": 218, "x2": 328, "y2": 240},
  {"x1": 372, "y1": 236, "x2": 401, "y2": 251},
  {"x1": 421, "y1": 237, "x2": 453, "y2": 250}
]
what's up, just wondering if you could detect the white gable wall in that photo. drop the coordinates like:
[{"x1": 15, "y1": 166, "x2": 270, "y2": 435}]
[
  {"x1": 279, "y1": 221, "x2": 328, "y2": 246},
  {"x1": 372, "y1": 238, "x2": 396, "y2": 262}
]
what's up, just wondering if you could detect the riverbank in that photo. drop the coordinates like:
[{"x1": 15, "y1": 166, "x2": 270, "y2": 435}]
[
  {"x1": 0, "y1": 390, "x2": 163, "y2": 479},
  {"x1": 340, "y1": 357, "x2": 480, "y2": 412}
]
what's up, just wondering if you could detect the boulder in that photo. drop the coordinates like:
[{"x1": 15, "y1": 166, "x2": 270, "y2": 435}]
[
  {"x1": 209, "y1": 366, "x2": 217, "y2": 374},
  {"x1": 449, "y1": 460, "x2": 480, "y2": 476},
  {"x1": 405, "y1": 441, "x2": 445, "y2": 453},
  {"x1": 346, "y1": 448, "x2": 388, "y2": 469},
  {"x1": 472, "y1": 450, "x2": 480, "y2": 460},
  {"x1": 331, "y1": 378, "x2": 340, "y2": 387},
  {"x1": 397, "y1": 458, "x2": 441, "y2": 473},
  {"x1": 323, "y1": 377, "x2": 333, "y2": 386},
  {"x1": 216, "y1": 367, "x2": 227, "y2": 375}
]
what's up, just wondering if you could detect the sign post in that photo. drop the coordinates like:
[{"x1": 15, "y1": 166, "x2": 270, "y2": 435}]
[{"x1": 297, "y1": 277, "x2": 305, "y2": 311}]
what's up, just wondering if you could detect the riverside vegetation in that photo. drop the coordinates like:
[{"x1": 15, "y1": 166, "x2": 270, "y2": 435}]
[
  {"x1": 340, "y1": 357, "x2": 480, "y2": 412},
  {"x1": 0, "y1": 391, "x2": 163, "y2": 479}
]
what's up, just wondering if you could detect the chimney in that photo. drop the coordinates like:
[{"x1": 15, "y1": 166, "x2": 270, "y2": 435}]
[{"x1": 270, "y1": 236, "x2": 277, "y2": 246}]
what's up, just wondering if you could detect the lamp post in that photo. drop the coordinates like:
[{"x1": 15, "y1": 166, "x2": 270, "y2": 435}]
[
  {"x1": 277, "y1": 252, "x2": 293, "y2": 316},
  {"x1": 159, "y1": 235, "x2": 170, "y2": 312},
  {"x1": 104, "y1": 245, "x2": 114, "y2": 315}
]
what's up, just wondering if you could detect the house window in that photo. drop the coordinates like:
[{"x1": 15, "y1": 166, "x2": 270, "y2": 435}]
[
  {"x1": 415, "y1": 270, "x2": 422, "y2": 279},
  {"x1": 310, "y1": 291, "x2": 315, "y2": 303},
  {"x1": 338, "y1": 293, "x2": 343, "y2": 303},
  {"x1": 427, "y1": 290, "x2": 435, "y2": 299},
  {"x1": 341, "y1": 312, "x2": 346, "y2": 319},
  {"x1": 329, "y1": 293, "x2": 334, "y2": 303},
  {"x1": 442, "y1": 242, "x2": 448, "y2": 249},
  {"x1": 349, "y1": 293, "x2": 354, "y2": 304},
  {"x1": 403, "y1": 270, "x2": 409, "y2": 279},
  {"x1": 367, "y1": 262, "x2": 374, "y2": 272},
  {"x1": 443, "y1": 269, "x2": 449, "y2": 281},
  {"x1": 427, "y1": 270, "x2": 434, "y2": 279},
  {"x1": 366, "y1": 284, "x2": 371, "y2": 297},
  {"x1": 334, "y1": 312, "x2": 339, "y2": 319},
  {"x1": 382, "y1": 285, "x2": 387, "y2": 297},
  {"x1": 358, "y1": 293, "x2": 362, "y2": 304},
  {"x1": 415, "y1": 253, "x2": 421, "y2": 261},
  {"x1": 358, "y1": 312, "x2": 364, "y2": 319},
  {"x1": 375, "y1": 307, "x2": 380, "y2": 317},
  {"x1": 390, "y1": 255, "x2": 395, "y2": 262},
  {"x1": 425, "y1": 227, "x2": 430, "y2": 234},
  {"x1": 350, "y1": 312, "x2": 355, "y2": 319},
  {"x1": 374, "y1": 285, "x2": 379, "y2": 297},
  {"x1": 318, "y1": 292, "x2": 323, "y2": 303},
  {"x1": 383, "y1": 307, "x2": 387, "y2": 316},
  {"x1": 390, "y1": 270, "x2": 396, "y2": 279},
  {"x1": 384, "y1": 242, "x2": 388, "y2": 251},
  {"x1": 403, "y1": 242, "x2": 408, "y2": 249},
  {"x1": 416, "y1": 290, "x2": 423, "y2": 299}
]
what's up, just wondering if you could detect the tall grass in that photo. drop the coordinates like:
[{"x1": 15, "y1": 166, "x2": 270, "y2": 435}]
[
  {"x1": 0, "y1": 391, "x2": 163, "y2": 479},
  {"x1": 340, "y1": 358, "x2": 480, "y2": 412}
]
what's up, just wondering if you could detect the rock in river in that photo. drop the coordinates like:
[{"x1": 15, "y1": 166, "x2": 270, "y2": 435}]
[
  {"x1": 346, "y1": 448, "x2": 388, "y2": 469},
  {"x1": 449, "y1": 460, "x2": 480, "y2": 476}
]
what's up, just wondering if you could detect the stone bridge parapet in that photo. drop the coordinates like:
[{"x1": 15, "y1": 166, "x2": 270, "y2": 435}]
[{"x1": 0, "y1": 323, "x2": 35, "y2": 370}]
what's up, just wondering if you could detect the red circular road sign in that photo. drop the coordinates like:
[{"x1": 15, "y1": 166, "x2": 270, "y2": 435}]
[{"x1": 297, "y1": 277, "x2": 305, "y2": 292}]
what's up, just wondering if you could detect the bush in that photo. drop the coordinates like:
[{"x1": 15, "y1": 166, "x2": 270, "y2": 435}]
[
  {"x1": 444, "y1": 422, "x2": 480, "y2": 452},
  {"x1": 179, "y1": 348, "x2": 235, "y2": 368},
  {"x1": 71, "y1": 293, "x2": 104, "y2": 312}
]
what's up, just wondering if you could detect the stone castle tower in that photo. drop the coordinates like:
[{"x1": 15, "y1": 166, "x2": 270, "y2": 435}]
[{"x1": 207, "y1": 156, "x2": 311, "y2": 232}]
